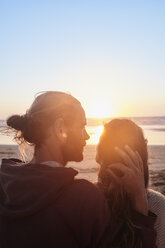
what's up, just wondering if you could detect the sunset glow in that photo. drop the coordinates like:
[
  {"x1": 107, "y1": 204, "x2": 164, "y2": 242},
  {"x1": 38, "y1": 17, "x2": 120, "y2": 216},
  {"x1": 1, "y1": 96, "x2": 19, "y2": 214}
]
[
  {"x1": 88, "y1": 100, "x2": 115, "y2": 118},
  {"x1": 87, "y1": 125, "x2": 104, "y2": 145},
  {"x1": 1, "y1": 1, "x2": 165, "y2": 119}
]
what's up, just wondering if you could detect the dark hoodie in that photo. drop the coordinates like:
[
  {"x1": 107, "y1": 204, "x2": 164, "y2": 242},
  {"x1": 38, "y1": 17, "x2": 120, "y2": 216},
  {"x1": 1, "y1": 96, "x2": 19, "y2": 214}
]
[{"x1": 0, "y1": 159, "x2": 110, "y2": 248}]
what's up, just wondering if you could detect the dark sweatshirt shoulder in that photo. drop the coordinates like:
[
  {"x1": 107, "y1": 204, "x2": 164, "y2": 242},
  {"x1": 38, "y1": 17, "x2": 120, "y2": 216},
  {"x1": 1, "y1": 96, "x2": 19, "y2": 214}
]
[{"x1": 0, "y1": 159, "x2": 110, "y2": 248}]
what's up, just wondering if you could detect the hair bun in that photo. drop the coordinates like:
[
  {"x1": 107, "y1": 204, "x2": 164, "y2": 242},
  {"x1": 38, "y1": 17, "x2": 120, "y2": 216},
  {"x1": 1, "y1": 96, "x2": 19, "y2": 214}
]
[{"x1": 7, "y1": 115, "x2": 27, "y2": 131}]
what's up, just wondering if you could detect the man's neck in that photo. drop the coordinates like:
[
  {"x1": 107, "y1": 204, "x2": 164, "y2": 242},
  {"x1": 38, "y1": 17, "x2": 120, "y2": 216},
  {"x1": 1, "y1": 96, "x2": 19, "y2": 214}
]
[{"x1": 30, "y1": 143, "x2": 66, "y2": 166}]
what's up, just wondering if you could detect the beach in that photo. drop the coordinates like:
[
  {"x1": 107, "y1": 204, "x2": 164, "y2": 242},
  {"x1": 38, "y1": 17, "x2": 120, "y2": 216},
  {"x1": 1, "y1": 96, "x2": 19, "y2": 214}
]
[{"x1": 0, "y1": 144, "x2": 165, "y2": 195}]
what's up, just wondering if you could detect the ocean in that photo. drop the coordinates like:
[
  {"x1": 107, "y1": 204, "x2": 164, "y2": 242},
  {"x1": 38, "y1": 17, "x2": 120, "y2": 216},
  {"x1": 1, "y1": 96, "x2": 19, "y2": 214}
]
[
  {"x1": 0, "y1": 117, "x2": 165, "y2": 186},
  {"x1": 1, "y1": 116, "x2": 165, "y2": 145},
  {"x1": 86, "y1": 116, "x2": 165, "y2": 145}
]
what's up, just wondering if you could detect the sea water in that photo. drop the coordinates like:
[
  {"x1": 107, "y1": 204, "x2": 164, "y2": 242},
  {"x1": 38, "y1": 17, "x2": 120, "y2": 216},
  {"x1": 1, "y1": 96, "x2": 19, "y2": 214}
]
[
  {"x1": 86, "y1": 116, "x2": 165, "y2": 146},
  {"x1": 1, "y1": 116, "x2": 165, "y2": 145},
  {"x1": 0, "y1": 117, "x2": 165, "y2": 182}
]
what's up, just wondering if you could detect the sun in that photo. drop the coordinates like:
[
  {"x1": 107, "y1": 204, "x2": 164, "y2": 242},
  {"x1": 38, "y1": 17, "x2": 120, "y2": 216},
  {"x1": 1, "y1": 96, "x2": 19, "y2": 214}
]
[
  {"x1": 86, "y1": 125, "x2": 104, "y2": 145},
  {"x1": 93, "y1": 125, "x2": 104, "y2": 144},
  {"x1": 89, "y1": 100, "x2": 115, "y2": 118}
]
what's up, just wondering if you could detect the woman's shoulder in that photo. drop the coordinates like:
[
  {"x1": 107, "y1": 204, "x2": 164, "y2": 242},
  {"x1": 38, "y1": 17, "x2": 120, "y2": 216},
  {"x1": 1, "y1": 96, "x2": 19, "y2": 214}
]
[
  {"x1": 147, "y1": 189, "x2": 165, "y2": 207},
  {"x1": 147, "y1": 189, "x2": 165, "y2": 248},
  {"x1": 147, "y1": 189, "x2": 165, "y2": 213}
]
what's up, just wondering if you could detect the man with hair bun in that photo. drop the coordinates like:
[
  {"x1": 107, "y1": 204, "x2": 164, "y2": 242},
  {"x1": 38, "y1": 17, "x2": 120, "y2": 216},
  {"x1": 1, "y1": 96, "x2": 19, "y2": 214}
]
[{"x1": 0, "y1": 91, "x2": 156, "y2": 248}]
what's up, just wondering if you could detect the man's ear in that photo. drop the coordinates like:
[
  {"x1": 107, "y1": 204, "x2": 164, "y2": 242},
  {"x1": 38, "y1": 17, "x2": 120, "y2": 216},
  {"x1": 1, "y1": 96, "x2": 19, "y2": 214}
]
[{"x1": 50, "y1": 118, "x2": 68, "y2": 143}]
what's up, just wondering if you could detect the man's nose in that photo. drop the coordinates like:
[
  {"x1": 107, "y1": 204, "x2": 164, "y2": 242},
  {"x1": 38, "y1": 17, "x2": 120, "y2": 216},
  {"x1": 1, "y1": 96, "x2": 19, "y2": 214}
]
[{"x1": 84, "y1": 129, "x2": 90, "y2": 140}]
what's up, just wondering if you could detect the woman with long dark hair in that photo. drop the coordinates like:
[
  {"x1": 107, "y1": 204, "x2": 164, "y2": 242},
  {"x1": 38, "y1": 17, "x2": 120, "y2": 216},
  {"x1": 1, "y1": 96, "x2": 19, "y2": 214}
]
[{"x1": 96, "y1": 119, "x2": 165, "y2": 248}]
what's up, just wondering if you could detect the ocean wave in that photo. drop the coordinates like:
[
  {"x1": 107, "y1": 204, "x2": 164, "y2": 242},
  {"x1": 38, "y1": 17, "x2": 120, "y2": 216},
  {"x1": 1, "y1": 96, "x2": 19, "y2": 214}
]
[
  {"x1": 147, "y1": 128, "x2": 165, "y2": 132},
  {"x1": 1, "y1": 116, "x2": 165, "y2": 127},
  {"x1": 87, "y1": 116, "x2": 165, "y2": 126}
]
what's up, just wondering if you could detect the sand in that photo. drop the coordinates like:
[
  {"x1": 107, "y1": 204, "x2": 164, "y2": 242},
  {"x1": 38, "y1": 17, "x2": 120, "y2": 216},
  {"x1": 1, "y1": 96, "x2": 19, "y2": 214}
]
[{"x1": 0, "y1": 144, "x2": 165, "y2": 195}]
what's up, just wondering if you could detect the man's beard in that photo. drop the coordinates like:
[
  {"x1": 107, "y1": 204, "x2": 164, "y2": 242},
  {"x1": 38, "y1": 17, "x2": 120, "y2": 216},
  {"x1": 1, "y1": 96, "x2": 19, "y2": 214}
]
[{"x1": 61, "y1": 142, "x2": 84, "y2": 164}]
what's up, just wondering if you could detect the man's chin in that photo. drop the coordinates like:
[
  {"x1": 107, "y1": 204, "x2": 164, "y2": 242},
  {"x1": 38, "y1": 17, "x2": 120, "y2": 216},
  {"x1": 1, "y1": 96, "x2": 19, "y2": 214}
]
[
  {"x1": 75, "y1": 156, "x2": 83, "y2": 162},
  {"x1": 69, "y1": 153, "x2": 84, "y2": 162}
]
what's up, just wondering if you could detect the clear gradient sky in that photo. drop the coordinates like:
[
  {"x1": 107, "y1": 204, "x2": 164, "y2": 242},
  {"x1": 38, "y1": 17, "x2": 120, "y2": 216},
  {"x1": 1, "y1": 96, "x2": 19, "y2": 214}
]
[{"x1": 1, "y1": 0, "x2": 165, "y2": 119}]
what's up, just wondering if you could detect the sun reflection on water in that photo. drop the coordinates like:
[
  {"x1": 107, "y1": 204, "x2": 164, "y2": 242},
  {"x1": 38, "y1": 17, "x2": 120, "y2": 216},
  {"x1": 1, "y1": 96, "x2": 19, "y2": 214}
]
[{"x1": 86, "y1": 125, "x2": 104, "y2": 145}]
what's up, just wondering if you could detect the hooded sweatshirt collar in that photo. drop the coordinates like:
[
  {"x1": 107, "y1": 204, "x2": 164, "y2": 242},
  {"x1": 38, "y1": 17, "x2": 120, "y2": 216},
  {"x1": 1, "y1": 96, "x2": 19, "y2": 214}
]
[{"x1": 0, "y1": 158, "x2": 78, "y2": 219}]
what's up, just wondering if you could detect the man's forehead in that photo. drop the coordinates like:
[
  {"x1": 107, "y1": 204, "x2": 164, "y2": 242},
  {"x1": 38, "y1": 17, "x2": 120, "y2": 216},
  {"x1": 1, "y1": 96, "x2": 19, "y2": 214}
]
[{"x1": 74, "y1": 105, "x2": 86, "y2": 124}]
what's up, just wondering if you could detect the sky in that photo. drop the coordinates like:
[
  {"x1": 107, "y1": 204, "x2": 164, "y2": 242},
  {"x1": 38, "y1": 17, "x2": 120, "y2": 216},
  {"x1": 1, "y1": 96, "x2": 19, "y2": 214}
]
[{"x1": 1, "y1": 0, "x2": 165, "y2": 119}]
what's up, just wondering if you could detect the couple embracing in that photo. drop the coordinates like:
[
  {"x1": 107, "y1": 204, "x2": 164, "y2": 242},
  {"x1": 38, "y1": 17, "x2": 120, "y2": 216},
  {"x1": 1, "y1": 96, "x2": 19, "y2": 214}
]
[{"x1": 1, "y1": 91, "x2": 165, "y2": 247}]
